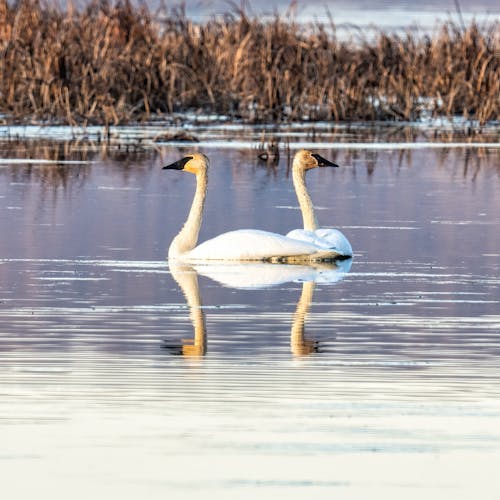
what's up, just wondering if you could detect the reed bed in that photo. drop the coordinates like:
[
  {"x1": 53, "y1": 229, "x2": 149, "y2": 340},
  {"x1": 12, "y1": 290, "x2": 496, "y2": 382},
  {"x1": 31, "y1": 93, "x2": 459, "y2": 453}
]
[{"x1": 0, "y1": 0, "x2": 498, "y2": 126}]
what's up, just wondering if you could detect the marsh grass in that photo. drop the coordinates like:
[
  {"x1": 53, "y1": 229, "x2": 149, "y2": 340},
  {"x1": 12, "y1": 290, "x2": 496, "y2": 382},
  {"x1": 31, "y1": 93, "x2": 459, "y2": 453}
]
[{"x1": 0, "y1": 0, "x2": 498, "y2": 126}]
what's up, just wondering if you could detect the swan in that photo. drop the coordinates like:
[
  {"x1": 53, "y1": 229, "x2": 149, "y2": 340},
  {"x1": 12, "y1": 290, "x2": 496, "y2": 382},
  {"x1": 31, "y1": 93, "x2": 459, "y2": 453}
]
[
  {"x1": 163, "y1": 153, "x2": 345, "y2": 262},
  {"x1": 286, "y1": 150, "x2": 353, "y2": 258}
]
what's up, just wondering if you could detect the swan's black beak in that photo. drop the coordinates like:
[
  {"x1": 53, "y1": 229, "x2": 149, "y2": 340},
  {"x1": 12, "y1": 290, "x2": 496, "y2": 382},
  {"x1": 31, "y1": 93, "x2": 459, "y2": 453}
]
[
  {"x1": 312, "y1": 153, "x2": 339, "y2": 168},
  {"x1": 163, "y1": 156, "x2": 192, "y2": 170}
]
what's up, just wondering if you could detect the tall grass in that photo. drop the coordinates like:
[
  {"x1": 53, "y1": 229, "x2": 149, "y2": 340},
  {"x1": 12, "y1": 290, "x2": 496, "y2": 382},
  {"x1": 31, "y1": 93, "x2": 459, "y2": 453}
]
[{"x1": 0, "y1": 0, "x2": 498, "y2": 125}]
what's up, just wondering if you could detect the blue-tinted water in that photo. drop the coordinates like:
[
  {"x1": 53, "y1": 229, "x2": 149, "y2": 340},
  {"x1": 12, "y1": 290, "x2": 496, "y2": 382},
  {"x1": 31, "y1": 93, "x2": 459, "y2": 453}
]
[
  {"x1": 161, "y1": 0, "x2": 500, "y2": 30},
  {"x1": 1, "y1": 124, "x2": 499, "y2": 498}
]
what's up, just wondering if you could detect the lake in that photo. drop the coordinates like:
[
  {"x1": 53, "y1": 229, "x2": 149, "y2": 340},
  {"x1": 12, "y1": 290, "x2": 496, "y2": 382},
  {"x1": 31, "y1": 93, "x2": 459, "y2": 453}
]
[
  {"x1": 71, "y1": 0, "x2": 500, "y2": 32},
  {"x1": 163, "y1": 0, "x2": 500, "y2": 31},
  {"x1": 1, "y1": 123, "x2": 500, "y2": 498}
]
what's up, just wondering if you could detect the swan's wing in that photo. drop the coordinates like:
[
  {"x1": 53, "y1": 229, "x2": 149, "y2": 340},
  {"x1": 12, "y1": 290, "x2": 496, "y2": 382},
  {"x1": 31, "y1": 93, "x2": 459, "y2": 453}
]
[
  {"x1": 287, "y1": 228, "x2": 353, "y2": 256},
  {"x1": 186, "y1": 229, "x2": 320, "y2": 261},
  {"x1": 286, "y1": 229, "x2": 323, "y2": 246},
  {"x1": 315, "y1": 228, "x2": 353, "y2": 256}
]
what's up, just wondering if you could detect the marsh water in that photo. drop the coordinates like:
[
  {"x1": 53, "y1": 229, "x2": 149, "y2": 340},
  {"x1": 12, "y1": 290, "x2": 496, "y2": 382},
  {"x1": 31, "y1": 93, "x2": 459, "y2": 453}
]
[
  {"x1": 162, "y1": 0, "x2": 500, "y2": 29},
  {"x1": 1, "y1": 123, "x2": 500, "y2": 498}
]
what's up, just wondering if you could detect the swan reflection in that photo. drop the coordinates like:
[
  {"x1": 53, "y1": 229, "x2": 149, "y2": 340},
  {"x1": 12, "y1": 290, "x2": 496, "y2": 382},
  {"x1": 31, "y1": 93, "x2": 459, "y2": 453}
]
[
  {"x1": 164, "y1": 263, "x2": 207, "y2": 357},
  {"x1": 166, "y1": 259, "x2": 352, "y2": 357},
  {"x1": 291, "y1": 281, "x2": 318, "y2": 355},
  {"x1": 193, "y1": 258, "x2": 351, "y2": 289}
]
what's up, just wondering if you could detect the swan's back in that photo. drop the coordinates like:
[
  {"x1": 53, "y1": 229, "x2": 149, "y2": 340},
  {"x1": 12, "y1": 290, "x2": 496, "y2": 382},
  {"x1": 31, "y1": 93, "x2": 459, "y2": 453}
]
[{"x1": 183, "y1": 229, "x2": 330, "y2": 262}]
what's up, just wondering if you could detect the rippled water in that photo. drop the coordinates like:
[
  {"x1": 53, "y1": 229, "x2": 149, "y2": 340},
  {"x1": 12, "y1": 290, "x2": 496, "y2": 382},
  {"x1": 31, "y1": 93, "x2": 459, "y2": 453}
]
[{"x1": 1, "y1": 126, "x2": 499, "y2": 498}]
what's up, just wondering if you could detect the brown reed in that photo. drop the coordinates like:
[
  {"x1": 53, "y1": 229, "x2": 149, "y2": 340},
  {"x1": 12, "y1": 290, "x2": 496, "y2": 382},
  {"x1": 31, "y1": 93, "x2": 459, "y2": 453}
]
[{"x1": 0, "y1": 0, "x2": 498, "y2": 126}]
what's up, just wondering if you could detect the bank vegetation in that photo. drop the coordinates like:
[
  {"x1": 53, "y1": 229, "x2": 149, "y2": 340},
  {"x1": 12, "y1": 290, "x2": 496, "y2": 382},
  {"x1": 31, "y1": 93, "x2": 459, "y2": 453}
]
[{"x1": 0, "y1": 0, "x2": 498, "y2": 126}]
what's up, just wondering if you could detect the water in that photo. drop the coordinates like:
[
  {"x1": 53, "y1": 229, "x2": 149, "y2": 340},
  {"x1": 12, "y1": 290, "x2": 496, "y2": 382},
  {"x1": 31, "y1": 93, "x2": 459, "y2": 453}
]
[
  {"x1": 67, "y1": 0, "x2": 500, "y2": 33},
  {"x1": 1, "y1": 125, "x2": 500, "y2": 498},
  {"x1": 161, "y1": 0, "x2": 500, "y2": 30}
]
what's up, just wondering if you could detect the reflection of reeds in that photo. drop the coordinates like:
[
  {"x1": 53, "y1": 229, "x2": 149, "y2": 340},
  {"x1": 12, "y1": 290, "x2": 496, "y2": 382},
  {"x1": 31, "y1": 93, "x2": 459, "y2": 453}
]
[
  {"x1": 0, "y1": 137, "x2": 155, "y2": 163},
  {"x1": 0, "y1": 1, "x2": 498, "y2": 125},
  {"x1": 0, "y1": 137, "x2": 158, "y2": 193}
]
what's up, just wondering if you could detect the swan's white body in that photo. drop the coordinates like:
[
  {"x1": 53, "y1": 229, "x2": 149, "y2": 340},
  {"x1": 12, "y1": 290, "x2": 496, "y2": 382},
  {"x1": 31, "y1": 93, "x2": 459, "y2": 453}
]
[
  {"x1": 164, "y1": 153, "x2": 344, "y2": 263},
  {"x1": 186, "y1": 229, "x2": 323, "y2": 261},
  {"x1": 285, "y1": 150, "x2": 352, "y2": 257},
  {"x1": 286, "y1": 228, "x2": 352, "y2": 256}
]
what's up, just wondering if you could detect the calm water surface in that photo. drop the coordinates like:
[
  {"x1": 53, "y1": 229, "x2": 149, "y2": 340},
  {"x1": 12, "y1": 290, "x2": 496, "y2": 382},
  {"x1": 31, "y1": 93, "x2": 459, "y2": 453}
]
[
  {"x1": 1, "y1": 126, "x2": 499, "y2": 498},
  {"x1": 153, "y1": 0, "x2": 500, "y2": 29}
]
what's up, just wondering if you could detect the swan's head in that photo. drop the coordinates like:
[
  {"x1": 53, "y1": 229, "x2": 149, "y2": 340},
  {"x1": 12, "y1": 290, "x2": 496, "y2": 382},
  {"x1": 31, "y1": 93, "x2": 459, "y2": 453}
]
[
  {"x1": 163, "y1": 153, "x2": 209, "y2": 175},
  {"x1": 293, "y1": 149, "x2": 339, "y2": 171}
]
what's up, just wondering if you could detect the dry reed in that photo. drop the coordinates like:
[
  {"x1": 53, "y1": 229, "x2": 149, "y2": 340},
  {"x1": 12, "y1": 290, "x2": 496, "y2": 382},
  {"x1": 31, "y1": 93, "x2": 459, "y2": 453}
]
[{"x1": 0, "y1": 0, "x2": 498, "y2": 126}]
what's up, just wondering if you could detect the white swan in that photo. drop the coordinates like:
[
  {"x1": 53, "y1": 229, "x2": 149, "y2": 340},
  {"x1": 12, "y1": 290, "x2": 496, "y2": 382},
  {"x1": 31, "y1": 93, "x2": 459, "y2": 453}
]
[
  {"x1": 286, "y1": 150, "x2": 352, "y2": 258},
  {"x1": 163, "y1": 153, "x2": 345, "y2": 262}
]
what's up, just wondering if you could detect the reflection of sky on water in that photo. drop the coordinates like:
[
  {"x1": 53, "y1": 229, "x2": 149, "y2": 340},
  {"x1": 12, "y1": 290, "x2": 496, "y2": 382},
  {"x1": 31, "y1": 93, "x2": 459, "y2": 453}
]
[
  {"x1": 150, "y1": 0, "x2": 500, "y2": 24},
  {"x1": 64, "y1": 0, "x2": 500, "y2": 32},
  {"x1": 1, "y1": 128, "x2": 498, "y2": 344},
  {"x1": 0, "y1": 132, "x2": 498, "y2": 266},
  {"x1": 1, "y1": 130, "x2": 500, "y2": 498}
]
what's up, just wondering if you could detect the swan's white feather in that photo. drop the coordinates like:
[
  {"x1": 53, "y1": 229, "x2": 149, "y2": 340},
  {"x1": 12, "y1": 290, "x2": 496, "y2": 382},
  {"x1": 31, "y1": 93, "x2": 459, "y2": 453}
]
[
  {"x1": 183, "y1": 229, "x2": 320, "y2": 261},
  {"x1": 286, "y1": 228, "x2": 352, "y2": 256}
]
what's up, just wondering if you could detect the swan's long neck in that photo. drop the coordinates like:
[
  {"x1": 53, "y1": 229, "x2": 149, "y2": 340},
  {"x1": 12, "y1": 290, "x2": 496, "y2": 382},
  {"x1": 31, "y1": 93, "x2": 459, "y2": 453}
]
[
  {"x1": 169, "y1": 169, "x2": 208, "y2": 258},
  {"x1": 292, "y1": 165, "x2": 318, "y2": 231}
]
